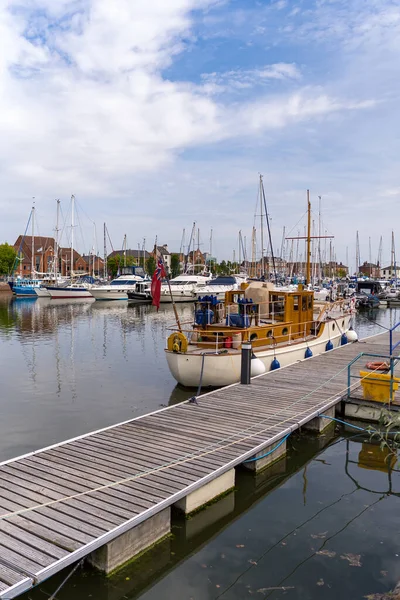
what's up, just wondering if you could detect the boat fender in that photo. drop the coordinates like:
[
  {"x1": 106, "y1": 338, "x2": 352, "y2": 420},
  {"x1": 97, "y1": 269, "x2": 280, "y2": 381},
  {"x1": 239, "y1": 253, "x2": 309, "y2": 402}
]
[
  {"x1": 365, "y1": 361, "x2": 389, "y2": 372},
  {"x1": 305, "y1": 347, "x2": 313, "y2": 359},
  {"x1": 251, "y1": 356, "x2": 266, "y2": 376},
  {"x1": 340, "y1": 333, "x2": 348, "y2": 346},
  {"x1": 325, "y1": 340, "x2": 333, "y2": 351},
  {"x1": 346, "y1": 329, "x2": 358, "y2": 342},
  {"x1": 167, "y1": 332, "x2": 188, "y2": 353},
  {"x1": 271, "y1": 357, "x2": 280, "y2": 370}
]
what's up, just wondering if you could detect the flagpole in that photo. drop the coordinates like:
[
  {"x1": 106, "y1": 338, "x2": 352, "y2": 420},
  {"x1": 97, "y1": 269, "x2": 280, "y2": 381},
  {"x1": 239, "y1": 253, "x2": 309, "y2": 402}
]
[{"x1": 153, "y1": 239, "x2": 182, "y2": 333}]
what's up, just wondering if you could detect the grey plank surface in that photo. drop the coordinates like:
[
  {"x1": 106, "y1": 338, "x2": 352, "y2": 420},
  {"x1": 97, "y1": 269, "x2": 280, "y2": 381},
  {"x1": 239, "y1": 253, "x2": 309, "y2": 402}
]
[{"x1": 0, "y1": 332, "x2": 397, "y2": 599}]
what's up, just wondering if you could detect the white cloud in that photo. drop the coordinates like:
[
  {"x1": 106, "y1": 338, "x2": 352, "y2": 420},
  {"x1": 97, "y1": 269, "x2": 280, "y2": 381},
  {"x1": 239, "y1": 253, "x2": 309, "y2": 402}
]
[
  {"x1": 0, "y1": 0, "x2": 396, "y2": 261},
  {"x1": 201, "y1": 62, "x2": 301, "y2": 92}
]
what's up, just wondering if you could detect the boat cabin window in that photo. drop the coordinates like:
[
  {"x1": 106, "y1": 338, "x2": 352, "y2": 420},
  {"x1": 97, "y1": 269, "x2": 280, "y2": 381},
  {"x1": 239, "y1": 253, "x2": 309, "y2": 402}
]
[
  {"x1": 293, "y1": 295, "x2": 299, "y2": 311},
  {"x1": 270, "y1": 294, "x2": 285, "y2": 321},
  {"x1": 308, "y1": 296, "x2": 313, "y2": 309},
  {"x1": 302, "y1": 296, "x2": 307, "y2": 311}
]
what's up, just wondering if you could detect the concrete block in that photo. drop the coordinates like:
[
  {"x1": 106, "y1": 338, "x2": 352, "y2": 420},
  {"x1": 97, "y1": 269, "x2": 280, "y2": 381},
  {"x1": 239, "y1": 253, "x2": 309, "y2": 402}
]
[
  {"x1": 343, "y1": 401, "x2": 386, "y2": 423},
  {"x1": 88, "y1": 508, "x2": 170, "y2": 574},
  {"x1": 181, "y1": 492, "x2": 235, "y2": 540},
  {"x1": 174, "y1": 469, "x2": 235, "y2": 514},
  {"x1": 242, "y1": 439, "x2": 287, "y2": 472},
  {"x1": 303, "y1": 406, "x2": 336, "y2": 433}
]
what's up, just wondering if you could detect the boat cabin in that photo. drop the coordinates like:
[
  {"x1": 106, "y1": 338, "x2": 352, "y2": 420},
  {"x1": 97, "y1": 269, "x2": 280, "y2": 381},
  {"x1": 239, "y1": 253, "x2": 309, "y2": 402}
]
[
  {"x1": 192, "y1": 282, "x2": 315, "y2": 349},
  {"x1": 120, "y1": 266, "x2": 146, "y2": 278}
]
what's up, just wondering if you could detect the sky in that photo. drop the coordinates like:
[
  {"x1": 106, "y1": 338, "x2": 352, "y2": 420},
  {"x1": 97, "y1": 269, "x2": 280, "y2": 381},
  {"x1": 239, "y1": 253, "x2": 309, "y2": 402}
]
[{"x1": 0, "y1": 0, "x2": 399, "y2": 271}]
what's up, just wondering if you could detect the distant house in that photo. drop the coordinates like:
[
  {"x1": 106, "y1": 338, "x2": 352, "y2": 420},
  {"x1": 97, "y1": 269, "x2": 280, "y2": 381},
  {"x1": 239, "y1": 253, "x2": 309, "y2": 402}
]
[
  {"x1": 13, "y1": 235, "x2": 91, "y2": 277},
  {"x1": 151, "y1": 245, "x2": 171, "y2": 271},
  {"x1": 108, "y1": 248, "x2": 150, "y2": 266},
  {"x1": 58, "y1": 248, "x2": 87, "y2": 276},
  {"x1": 381, "y1": 265, "x2": 400, "y2": 280},
  {"x1": 359, "y1": 261, "x2": 380, "y2": 278},
  {"x1": 82, "y1": 255, "x2": 105, "y2": 277},
  {"x1": 13, "y1": 235, "x2": 56, "y2": 277}
]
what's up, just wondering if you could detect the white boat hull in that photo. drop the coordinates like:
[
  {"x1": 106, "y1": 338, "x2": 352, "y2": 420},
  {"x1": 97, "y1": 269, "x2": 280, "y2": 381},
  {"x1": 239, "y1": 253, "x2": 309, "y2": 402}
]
[
  {"x1": 90, "y1": 289, "x2": 128, "y2": 300},
  {"x1": 34, "y1": 287, "x2": 51, "y2": 297},
  {"x1": 166, "y1": 316, "x2": 352, "y2": 387},
  {"x1": 47, "y1": 287, "x2": 93, "y2": 299}
]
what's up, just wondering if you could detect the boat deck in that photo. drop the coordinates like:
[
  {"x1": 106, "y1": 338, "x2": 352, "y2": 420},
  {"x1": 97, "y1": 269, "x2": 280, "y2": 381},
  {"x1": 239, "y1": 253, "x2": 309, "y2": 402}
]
[{"x1": 0, "y1": 332, "x2": 399, "y2": 599}]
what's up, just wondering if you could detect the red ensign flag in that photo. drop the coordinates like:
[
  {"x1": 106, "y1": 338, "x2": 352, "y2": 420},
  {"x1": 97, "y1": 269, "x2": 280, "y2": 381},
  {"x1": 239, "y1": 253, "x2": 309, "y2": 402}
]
[{"x1": 151, "y1": 257, "x2": 166, "y2": 310}]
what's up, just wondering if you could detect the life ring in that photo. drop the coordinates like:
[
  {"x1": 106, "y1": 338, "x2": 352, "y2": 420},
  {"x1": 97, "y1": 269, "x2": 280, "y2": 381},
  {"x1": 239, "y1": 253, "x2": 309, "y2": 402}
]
[
  {"x1": 167, "y1": 332, "x2": 188, "y2": 353},
  {"x1": 365, "y1": 361, "x2": 389, "y2": 371}
]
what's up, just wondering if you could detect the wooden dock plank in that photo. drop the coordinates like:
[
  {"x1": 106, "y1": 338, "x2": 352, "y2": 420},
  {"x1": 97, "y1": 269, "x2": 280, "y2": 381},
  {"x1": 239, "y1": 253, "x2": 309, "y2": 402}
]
[{"x1": 0, "y1": 332, "x2": 397, "y2": 599}]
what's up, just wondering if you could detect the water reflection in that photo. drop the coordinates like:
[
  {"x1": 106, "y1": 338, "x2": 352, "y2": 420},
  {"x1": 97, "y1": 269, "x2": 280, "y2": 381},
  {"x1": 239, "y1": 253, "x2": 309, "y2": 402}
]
[
  {"x1": 0, "y1": 296, "x2": 194, "y2": 461},
  {"x1": 19, "y1": 430, "x2": 400, "y2": 600}
]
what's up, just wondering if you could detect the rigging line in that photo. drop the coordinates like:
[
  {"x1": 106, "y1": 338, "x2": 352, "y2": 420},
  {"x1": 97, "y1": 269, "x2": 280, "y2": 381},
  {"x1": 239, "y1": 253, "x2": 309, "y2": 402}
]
[
  {"x1": 285, "y1": 210, "x2": 308, "y2": 238},
  {"x1": 0, "y1": 366, "x2": 369, "y2": 522},
  {"x1": 214, "y1": 486, "x2": 360, "y2": 599},
  {"x1": 260, "y1": 178, "x2": 277, "y2": 284},
  {"x1": 263, "y1": 494, "x2": 386, "y2": 599}
]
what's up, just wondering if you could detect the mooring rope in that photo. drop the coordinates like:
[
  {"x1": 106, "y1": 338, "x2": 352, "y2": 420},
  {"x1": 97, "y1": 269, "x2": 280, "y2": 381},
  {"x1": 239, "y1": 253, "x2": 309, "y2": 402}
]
[{"x1": 0, "y1": 358, "x2": 397, "y2": 521}]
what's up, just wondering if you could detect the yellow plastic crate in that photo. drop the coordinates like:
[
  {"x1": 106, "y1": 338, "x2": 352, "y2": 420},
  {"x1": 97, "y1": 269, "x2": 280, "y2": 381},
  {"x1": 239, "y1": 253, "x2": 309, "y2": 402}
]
[{"x1": 359, "y1": 370, "x2": 400, "y2": 403}]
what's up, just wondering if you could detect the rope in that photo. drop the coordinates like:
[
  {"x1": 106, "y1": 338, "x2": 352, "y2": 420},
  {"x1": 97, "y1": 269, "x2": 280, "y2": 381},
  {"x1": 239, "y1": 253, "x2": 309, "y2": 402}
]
[
  {"x1": 243, "y1": 433, "x2": 290, "y2": 462},
  {"x1": 48, "y1": 558, "x2": 84, "y2": 600},
  {"x1": 0, "y1": 358, "x2": 397, "y2": 521}
]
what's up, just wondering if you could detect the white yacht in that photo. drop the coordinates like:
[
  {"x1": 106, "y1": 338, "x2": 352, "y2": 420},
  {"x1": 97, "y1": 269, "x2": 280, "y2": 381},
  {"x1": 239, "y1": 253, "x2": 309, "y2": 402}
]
[
  {"x1": 193, "y1": 275, "x2": 242, "y2": 300},
  {"x1": 90, "y1": 267, "x2": 148, "y2": 301},
  {"x1": 159, "y1": 273, "x2": 211, "y2": 303}
]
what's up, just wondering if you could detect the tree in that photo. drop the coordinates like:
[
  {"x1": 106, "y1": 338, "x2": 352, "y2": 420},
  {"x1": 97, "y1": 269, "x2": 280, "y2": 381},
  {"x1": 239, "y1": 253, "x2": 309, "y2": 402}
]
[
  {"x1": 107, "y1": 254, "x2": 136, "y2": 277},
  {"x1": 218, "y1": 260, "x2": 228, "y2": 275},
  {"x1": 170, "y1": 253, "x2": 180, "y2": 278},
  {"x1": 146, "y1": 256, "x2": 156, "y2": 276},
  {"x1": 0, "y1": 243, "x2": 17, "y2": 276}
]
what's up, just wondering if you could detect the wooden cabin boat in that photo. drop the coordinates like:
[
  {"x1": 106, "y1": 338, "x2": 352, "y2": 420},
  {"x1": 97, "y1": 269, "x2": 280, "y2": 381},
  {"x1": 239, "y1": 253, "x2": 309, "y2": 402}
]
[{"x1": 165, "y1": 282, "x2": 356, "y2": 387}]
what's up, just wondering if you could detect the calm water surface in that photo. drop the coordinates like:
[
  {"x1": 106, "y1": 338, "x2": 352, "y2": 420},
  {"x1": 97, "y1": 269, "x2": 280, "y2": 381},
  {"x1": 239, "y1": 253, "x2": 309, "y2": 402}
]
[{"x1": 0, "y1": 295, "x2": 399, "y2": 600}]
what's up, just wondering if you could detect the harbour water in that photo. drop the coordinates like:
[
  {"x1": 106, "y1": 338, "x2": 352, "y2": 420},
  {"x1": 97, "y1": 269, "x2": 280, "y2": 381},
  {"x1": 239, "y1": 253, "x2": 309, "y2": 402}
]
[{"x1": 0, "y1": 295, "x2": 399, "y2": 600}]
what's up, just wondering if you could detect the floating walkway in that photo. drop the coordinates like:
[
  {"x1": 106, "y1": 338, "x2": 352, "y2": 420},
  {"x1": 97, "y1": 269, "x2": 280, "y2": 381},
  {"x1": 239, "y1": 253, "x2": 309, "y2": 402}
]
[{"x1": 0, "y1": 331, "x2": 399, "y2": 599}]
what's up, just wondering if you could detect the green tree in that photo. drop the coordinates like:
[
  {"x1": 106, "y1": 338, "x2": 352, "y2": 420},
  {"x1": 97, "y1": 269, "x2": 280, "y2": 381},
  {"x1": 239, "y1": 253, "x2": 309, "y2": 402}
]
[
  {"x1": 0, "y1": 243, "x2": 17, "y2": 276},
  {"x1": 107, "y1": 254, "x2": 136, "y2": 277},
  {"x1": 218, "y1": 260, "x2": 228, "y2": 275},
  {"x1": 146, "y1": 256, "x2": 156, "y2": 276},
  {"x1": 170, "y1": 253, "x2": 180, "y2": 278}
]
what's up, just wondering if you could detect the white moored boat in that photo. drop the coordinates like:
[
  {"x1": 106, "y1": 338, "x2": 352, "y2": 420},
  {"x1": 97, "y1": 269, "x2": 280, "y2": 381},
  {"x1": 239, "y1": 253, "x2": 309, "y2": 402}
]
[
  {"x1": 160, "y1": 272, "x2": 211, "y2": 303},
  {"x1": 193, "y1": 275, "x2": 242, "y2": 299},
  {"x1": 89, "y1": 266, "x2": 149, "y2": 301},
  {"x1": 165, "y1": 281, "x2": 357, "y2": 388},
  {"x1": 46, "y1": 283, "x2": 93, "y2": 299}
]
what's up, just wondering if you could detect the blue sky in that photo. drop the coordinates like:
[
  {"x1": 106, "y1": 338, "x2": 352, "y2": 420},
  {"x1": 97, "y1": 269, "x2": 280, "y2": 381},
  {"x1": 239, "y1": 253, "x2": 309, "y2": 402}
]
[{"x1": 0, "y1": 0, "x2": 399, "y2": 271}]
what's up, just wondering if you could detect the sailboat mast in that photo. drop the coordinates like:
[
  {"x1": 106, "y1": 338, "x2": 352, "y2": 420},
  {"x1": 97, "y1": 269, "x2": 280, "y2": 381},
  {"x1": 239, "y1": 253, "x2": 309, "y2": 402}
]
[
  {"x1": 260, "y1": 175, "x2": 265, "y2": 278},
  {"x1": 103, "y1": 223, "x2": 107, "y2": 279},
  {"x1": 210, "y1": 228, "x2": 213, "y2": 273},
  {"x1": 306, "y1": 190, "x2": 311, "y2": 285},
  {"x1": 356, "y1": 231, "x2": 360, "y2": 277},
  {"x1": 31, "y1": 200, "x2": 35, "y2": 277},
  {"x1": 71, "y1": 195, "x2": 75, "y2": 278},
  {"x1": 54, "y1": 199, "x2": 60, "y2": 279}
]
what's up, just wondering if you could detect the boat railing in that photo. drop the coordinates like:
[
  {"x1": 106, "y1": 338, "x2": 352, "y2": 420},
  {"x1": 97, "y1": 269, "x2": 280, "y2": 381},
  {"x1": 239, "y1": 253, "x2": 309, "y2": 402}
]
[{"x1": 166, "y1": 316, "x2": 331, "y2": 352}]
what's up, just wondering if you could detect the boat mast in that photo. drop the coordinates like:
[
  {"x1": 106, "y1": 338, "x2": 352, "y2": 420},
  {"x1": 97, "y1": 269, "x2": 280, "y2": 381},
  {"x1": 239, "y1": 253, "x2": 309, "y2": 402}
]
[
  {"x1": 210, "y1": 228, "x2": 213, "y2": 273},
  {"x1": 259, "y1": 175, "x2": 265, "y2": 278},
  {"x1": 54, "y1": 199, "x2": 60, "y2": 279},
  {"x1": 71, "y1": 195, "x2": 75, "y2": 278},
  {"x1": 31, "y1": 200, "x2": 35, "y2": 278},
  {"x1": 306, "y1": 189, "x2": 311, "y2": 285},
  {"x1": 318, "y1": 196, "x2": 322, "y2": 283},
  {"x1": 103, "y1": 223, "x2": 107, "y2": 279},
  {"x1": 123, "y1": 234, "x2": 127, "y2": 267},
  {"x1": 355, "y1": 231, "x2": 360, "y2": 278}
]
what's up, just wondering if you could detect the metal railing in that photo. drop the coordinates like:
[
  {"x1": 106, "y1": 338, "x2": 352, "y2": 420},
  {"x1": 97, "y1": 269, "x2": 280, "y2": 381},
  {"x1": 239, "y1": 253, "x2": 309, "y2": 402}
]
[
  {"x1": 389, "y1": 321, "x2": 400, "y2": 355},
  {"x1": 347, "y1": 352, "x2": 400, "y2": 405}
]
